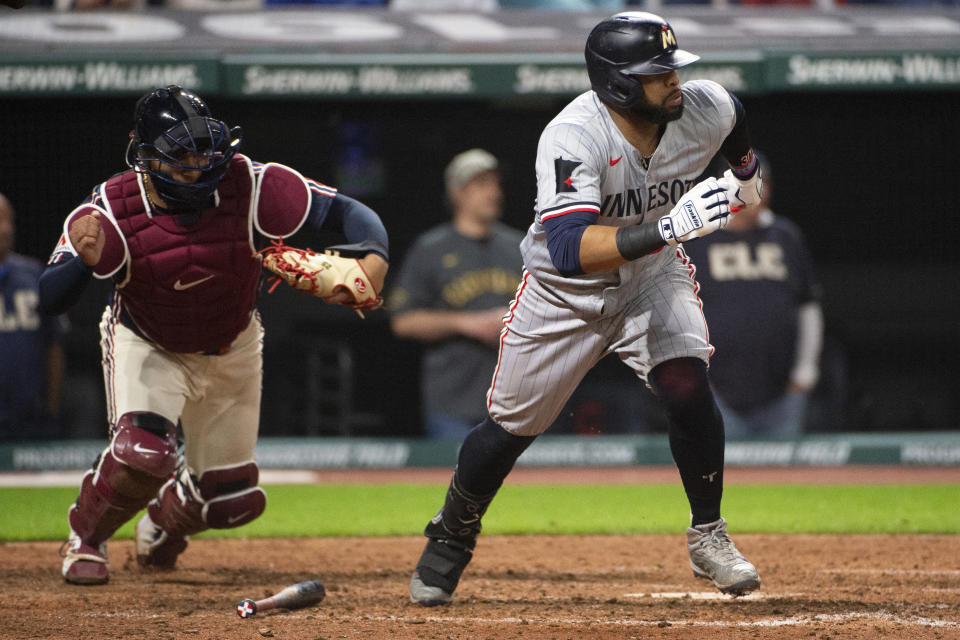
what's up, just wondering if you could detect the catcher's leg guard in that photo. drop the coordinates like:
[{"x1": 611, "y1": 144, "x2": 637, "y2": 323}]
[
  {"x1": 64, "y1": 412, "x2": 178, "y2": 585},
  {"x1": 410, "y1": 470, "x2": 496, "y2": 606},
  {"x1": 138, "y1": 461, "x2": 266, "y2": 568}
]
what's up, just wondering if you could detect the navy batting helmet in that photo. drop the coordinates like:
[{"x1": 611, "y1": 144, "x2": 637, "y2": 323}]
[
  {"x1": 585, "y1": 12, "x2": 700, "y2": 109},
  {"x1": 125, "y1": 85, "x2": 242, "y2": 211}
]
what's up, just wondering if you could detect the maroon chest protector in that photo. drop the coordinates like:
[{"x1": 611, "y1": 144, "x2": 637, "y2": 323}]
[{"x1": 105, "y1": 157, "x2": 260, "y2": 353}]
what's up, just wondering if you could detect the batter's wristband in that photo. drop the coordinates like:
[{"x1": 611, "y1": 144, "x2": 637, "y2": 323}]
[
  {"x1": 615, "y1": 223, "x2": 667, "y2": 261},
  {"x1": 731, "y1": 150, "x2": 759, "y2": 180}
]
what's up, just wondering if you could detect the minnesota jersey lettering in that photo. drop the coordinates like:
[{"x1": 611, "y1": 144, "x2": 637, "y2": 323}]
[
  {"x1": 598, "y1": 177, "x2": 701, "y2": 218},
  {"x1": 600, "y1": 188, "x2": 644, "y2": 218}
]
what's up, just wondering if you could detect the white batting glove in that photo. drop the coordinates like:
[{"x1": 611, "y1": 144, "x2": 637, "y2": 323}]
[
  {"x1": 722, "y1": 167, "x2": 763, "y2": 212},
  {"x1": 657, "y1": 178, "x2": 732, "y2": 246}
]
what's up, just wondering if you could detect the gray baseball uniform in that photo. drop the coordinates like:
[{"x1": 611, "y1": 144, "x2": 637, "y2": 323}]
[{"x1": 488, "y1": 80, "x2": 737, "y2": 436}]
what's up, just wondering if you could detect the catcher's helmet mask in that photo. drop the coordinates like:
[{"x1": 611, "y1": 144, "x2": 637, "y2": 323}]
[
  {"x1": 585, "y1": 12, "x2": 700, "y2": 111},
  {"x1": 125, "y1": 85, "x2": 242, "y2": 212}
]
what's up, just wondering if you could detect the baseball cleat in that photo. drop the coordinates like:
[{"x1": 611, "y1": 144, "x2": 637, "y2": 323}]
[
  {"x1": 409, "y1": 571, "x2": 454, "y2": 607},
  {"x1": 61, "y1": 533, "x2": 109, "y2": 585},
  {"x1": 135, "y1": 513, "x2": 188, "y2": 569},
  {"x1": 409, "y1": 538, "x2": 473, "y2": 606},
  {"x1": 687, "y1": 517, "x2": 760, "y2": 596}
]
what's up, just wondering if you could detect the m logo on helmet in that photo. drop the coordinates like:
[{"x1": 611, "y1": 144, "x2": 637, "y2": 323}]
[{"x1": 661, "y1": 27, "x2": 677, "y2": 50}]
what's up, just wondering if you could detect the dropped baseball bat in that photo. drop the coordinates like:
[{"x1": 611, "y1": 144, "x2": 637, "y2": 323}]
[{"x1": 236, "y1": 579, "x2": 326, "y2": 618}]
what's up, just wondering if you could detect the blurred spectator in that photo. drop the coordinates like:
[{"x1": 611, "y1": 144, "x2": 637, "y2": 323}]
[
  {"x1": 265, "y1": 0, "x2": 385, "y2": 5},
  {"x1": 51, "y1": 0, "x2": 144, "y2": 10},
  {"x1": 388, "y1": 149, "x2": 523, "y2": 440},
  {"x1": 682, "y1": 154, "x2": 824, "y2": 440},
  {"x1": 499, "y1": 0, "x2": 623, "y2": 8},
  {"x1": 391, "y1": 0, "x2": 496, "y2": 9},
  {"x1": 0, "y1": 192, "x2": 68, "y2": 440}
]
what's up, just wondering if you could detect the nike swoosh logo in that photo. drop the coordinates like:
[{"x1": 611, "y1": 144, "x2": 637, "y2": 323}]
[
  {"x1": 132, "y1": 442, "x2": 159, "y2": 455},
  {"x1": 174, "y1": 275, "x2": 215, "y2": 291},
  {"x1": 228, "y1": 511, "x2": 251, "y2": 524},
  {"x1": 609, "y1": 156, "x2": 623, "y2": 166}
]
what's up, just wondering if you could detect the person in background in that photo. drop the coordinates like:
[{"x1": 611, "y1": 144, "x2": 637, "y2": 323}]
[
  {"x1": 499, "y1": 0, "x2": 623, "y2": 8},
  {"x1": 0, "y1": 192, "x2": 68, "y2": 440},
  {"x1": 682, "y1": 153, "x2": 823, "y2": 440},
  {"x1": 389, "y1": 149, "x2": 524, "y2": 440}
]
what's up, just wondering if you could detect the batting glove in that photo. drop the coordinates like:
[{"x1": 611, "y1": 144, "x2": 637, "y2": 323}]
[
  {"x1": 658, "y1": 178, "x2": 732, "y2": 246},
  {"x1": 723, "y1": 167, "x2": 763, "y2": 212}
]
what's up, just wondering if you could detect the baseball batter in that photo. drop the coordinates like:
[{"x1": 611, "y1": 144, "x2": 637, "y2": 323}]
[
  {"x1": 39, "y1": 86, "x2": 389, "y2": 585},
  {"x1": 410, "y1": 12, "x2": 763, "y2": 606}
]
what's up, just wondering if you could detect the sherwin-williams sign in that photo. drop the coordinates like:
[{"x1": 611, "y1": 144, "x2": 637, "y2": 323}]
[
  {"x1": 0, "y1": 8, "x2": 957, "y2": 97},
  {"x1": 0, "y1": 56, "x2": 219, "y2": 95},
  {"x1": 220, "y1": 54, "x2": 763, "y2": 98},
  {"x1": 2, "y1": 51, "x2": 955, "y2": 98},
  {"x1": 768, "y1": 51, "x2": 960, "y2": 90}
]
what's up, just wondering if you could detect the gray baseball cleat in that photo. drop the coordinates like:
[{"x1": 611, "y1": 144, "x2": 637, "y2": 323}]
[
  {"x1": 687, "y1": 517, "x2": 760, "y2": 596},
  {"x1": 409, "y1": 537, "x2": 473, "y2": 606},
  {"x1": 410, "y1": 571, "x2": 454, "y2": 607}
]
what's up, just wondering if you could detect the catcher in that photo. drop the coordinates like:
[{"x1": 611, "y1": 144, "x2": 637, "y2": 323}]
[{"x1": 38, "y1": 85, "x2": 388, "y2": 585}]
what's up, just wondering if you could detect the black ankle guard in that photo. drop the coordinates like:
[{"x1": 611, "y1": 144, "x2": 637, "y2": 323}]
[
  {"x1": 415, "y1": 538, "x2": 474, "y2": 593},
  {"x1": 424, "y1": 471, "x2": 496, "y2": 549}
]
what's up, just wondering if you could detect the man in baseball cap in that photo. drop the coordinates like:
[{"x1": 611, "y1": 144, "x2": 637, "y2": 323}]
[
  {"x1": 444, "y1": 148, "x2": 499, "y2": 195},
  {"x1": 389, "y1": 148, "x2": 523, "y2": 440}
]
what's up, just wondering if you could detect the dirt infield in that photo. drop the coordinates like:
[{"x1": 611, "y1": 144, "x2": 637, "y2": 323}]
[
  {"x1": 5, "y1": 466, "x2": 959, "y2": 639},
  {"x1": 6, "y1": 534, "x2": 959, "y2": 639}
]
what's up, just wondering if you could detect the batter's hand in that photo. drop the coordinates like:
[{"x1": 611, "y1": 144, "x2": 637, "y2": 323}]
[
  {"x1": 723, "y1": 167, "x2": 763, "y2": 212},
  {"x1": 658, "y1": 178, "x2": 732, "y2": 246},
  {"x1": 69, "y1": 211, "x2": 105, "y2": 266}
]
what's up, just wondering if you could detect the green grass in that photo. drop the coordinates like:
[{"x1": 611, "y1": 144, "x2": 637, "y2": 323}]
[{"x1": 2, "y1": 483, "x2": 958, "y2": 542}]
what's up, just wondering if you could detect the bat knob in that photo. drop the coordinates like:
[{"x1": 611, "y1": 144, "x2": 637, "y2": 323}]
[{"x1": 236, "y1": 599, "x2": 257, "y2": 618}]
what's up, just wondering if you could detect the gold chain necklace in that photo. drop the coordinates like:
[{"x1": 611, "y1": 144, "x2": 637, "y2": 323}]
[{"x1": 142, "y1": 174, "x2": 165, "y2": 211}]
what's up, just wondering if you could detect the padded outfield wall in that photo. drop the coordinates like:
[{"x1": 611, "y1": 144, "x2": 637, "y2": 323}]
[{"x1": 0, "y1": 7, "x2": 958, "y2": 439}]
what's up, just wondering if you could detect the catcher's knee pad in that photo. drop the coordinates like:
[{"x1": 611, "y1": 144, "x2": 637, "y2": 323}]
[
  {"x1": 148, "y1": 462, "x2": 266, "y2": 538},
  {"x1": 111, "y1": 412, "x2": 179, "y2": 479},
  {"x1": 69, "y1": 413, "x2": 178, "y2": 546}
]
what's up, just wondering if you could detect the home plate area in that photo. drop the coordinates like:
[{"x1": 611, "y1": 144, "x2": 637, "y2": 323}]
[{"x1": 6, "y1": 533, "x2": 959, "y2": 639}]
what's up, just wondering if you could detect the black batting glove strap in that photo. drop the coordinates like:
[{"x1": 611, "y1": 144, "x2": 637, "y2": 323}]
[{"x1": 616, "y1": 223, "x2": 667, "y2": 261}]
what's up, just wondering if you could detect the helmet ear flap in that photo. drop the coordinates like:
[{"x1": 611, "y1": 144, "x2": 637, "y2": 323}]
[{"x1": 604, "y1": 70, "x2": 645, "y2": 110}]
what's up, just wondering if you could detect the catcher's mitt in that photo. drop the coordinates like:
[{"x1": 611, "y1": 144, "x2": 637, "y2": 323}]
[{"x1": 258, "y1": 240, "x2": 383, "y2": 317}]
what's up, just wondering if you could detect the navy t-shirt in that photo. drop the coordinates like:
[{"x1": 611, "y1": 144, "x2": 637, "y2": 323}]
[
  {"x1": 0, "y1": 253, "x2": 69, "y2": 435},
  {"x1": 682, "y1": 212, "x2": 819, "y2": 411}
]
